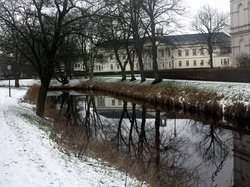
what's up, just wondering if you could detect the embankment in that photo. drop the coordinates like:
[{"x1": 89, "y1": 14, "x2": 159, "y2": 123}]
[{"x1": 62, "y1": 80, "x2": 250, "y2": 121}]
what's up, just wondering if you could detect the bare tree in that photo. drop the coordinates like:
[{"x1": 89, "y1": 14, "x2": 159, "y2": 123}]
[
  {"x1": 127, "y1": 0, "x2": 148, "y2": 82},
  {"x1": 0, "y1": 0, "x2": 100, "y2": 117},
  {"x1": 192, "y1": 5, "x2": 229, "y2": 68},
  {"x1": 142, "y1": 0, "x2": 184, "y2": 84}
]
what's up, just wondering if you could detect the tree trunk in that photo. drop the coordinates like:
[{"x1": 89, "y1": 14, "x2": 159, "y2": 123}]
[
  {"x1": 14, "y1": 50, "x2": 20, "y2": 87},
  {"x1": 151, "y1": 20, "x2": 161, "y2": 84},
  {"x1": 129, "y1": 62, "x2": 136, "y2": 81},
  {"x1": 36, "y1": 78, "x2": 51, "y2": 117},
  {"x1": 15, "y1": 75, "x2": 20, "y2": 88},
  {"x1": 209, "y1": 50, "x2": 213, "y2": 68},
  {"x1": 126, "y1": 46, "x2": 136, "y2": 81},
  {"x1": 114, "y1": 47, "x2": 127, "y2": 81},
  {"x1": 136, "y1": 49, "x2": 146, "y2": 82},
  {"x1": 121, "y1": 66, "x2": 127, "y2": 81}
]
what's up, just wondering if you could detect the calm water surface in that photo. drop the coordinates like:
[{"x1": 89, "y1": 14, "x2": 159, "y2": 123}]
[{"x1": 47, "y1": 91, "x2": 250, "y2": 187}]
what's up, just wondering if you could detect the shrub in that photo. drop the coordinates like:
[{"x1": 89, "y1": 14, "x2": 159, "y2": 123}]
[
  {"x1": 236, "y1": 53, "x2": 250, "y2": 68},
  {"x1": 23, "y1": 84, "x2": 40, "y2": 104}
]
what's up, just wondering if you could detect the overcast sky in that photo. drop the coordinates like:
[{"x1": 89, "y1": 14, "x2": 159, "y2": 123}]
[
  {"x1": 186, "y1": 0, "x2": 230, "y2": 15},
  {"x1": 179, "y1": 0, "x2": 230, "y2": 34}
]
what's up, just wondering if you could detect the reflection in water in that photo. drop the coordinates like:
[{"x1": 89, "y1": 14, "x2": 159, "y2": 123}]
[
  {"x1": 233, "y1": 131, "x2": 250, "y2": 186},
  {"x1": 190, "y1": 121, "x2": 232, "y2": 185},
  {"x1": 47, "y1": 92, "x2": 250, "y2": 187}
]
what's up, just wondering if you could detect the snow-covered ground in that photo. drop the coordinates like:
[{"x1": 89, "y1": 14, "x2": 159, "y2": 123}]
[{"x1": 0, "y1": 86, "x2": 146, "y2": 187}]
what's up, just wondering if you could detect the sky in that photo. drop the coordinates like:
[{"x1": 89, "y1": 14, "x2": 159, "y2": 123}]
[
  {"x1": 186, "y1": 0, "x2": 230, "y2": 15},
  {"x1": 179, "y1": 0, "x2": 230, "y2": 34}
]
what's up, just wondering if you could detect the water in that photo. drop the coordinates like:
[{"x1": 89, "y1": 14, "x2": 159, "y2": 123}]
[{"x1": 47, "y1": 91, "x2": 250, "y2": 187}]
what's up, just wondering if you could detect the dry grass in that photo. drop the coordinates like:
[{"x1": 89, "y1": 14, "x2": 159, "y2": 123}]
[{"x1": 23, "y1": 84, "x2": 40, "y2": 104}]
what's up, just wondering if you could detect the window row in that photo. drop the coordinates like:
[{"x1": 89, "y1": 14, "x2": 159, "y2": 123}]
[
  {"x1": 108, "y1": 47, "x2": 231, "y2": 61},
  {"x1": 178, "y1": 60, "x2": 204, "y2": 67},
  {"x1": 178, "y1": 49, "x2": 204, "y2": 57}
]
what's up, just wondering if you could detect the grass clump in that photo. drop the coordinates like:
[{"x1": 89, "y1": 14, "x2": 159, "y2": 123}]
[{"x1": 22, "y1": 84, "x2": 40, "y2": 104}]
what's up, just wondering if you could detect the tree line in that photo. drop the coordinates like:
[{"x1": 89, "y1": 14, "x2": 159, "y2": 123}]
[{"x1": 0, "y1": 0, "x2": 229, "y2": 117}]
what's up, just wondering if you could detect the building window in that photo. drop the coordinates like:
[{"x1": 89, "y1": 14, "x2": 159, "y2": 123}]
[
  {"x1": 221, "y1": 59, "x2": 223, "y2": 65},
  {"x1": 185, "y1": 49, "x2": 189, "y2": 56},
  {"x1": 169, "y1": 61, "x2": 172, "y2": 67},
  {"x1": 112, "y1": 99, "x2": 115, "y2": 106},
  {"x1": 110, "y1": 64, "x2": 113, "y2": 70},
  {"x1": 110, "y1": 54, "x2": 113, "y2": 60},
  {"x1": 144, "y1": 49, "x2": 151, "y2": 58},
  {"x1": 200, "y1": 49, "x2": 204, "y2": 55},
  {"x1": 166, "y1": 48, "x2": 171, "y2": 57},
  {"x1": 118, "y1": 100, "x2": 122, "y2": 106},
  {"x1": 200, "y1": 60, "x2": 204, "y2": 66},
  {"x1": 160, "y1": 49, "x2": 164, "y2": 57},
  {"x1": 224, "y1": 59, "x2": 228, "y2": 65},
  {"x1": 97, "y1": 96, "x2": 105, "y2": 107},
  {"x1": 117, "y1": 63, "x2": 120, "y2": 69},
  {"x1": 179, "y1": 61, "x2": 182, "y2": 67},
  {"x1": 178, "y1": 50, "x2": 182, "y2": 56},
  {"x1": 192, "y1": 49, "x2": 197, "y2": 56},
  {"x1": 186, "y1": 60, "x2": 189, "y2": 66},
  {"x1": 193, "y1": 60, "x2": 197, "y2": 66}
]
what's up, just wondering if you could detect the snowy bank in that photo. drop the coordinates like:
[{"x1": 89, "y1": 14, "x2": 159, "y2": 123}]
[{"x1": 0, "y1": 87, "x2": 146, "y2": 187}]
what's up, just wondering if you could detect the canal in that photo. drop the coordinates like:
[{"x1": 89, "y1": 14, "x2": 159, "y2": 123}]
[{"x1": 47, "y1": 91, "x2": 250, "y2": 187}]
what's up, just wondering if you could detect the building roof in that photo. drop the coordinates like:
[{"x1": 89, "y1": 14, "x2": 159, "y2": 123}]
[
  {"x1": 159, "y1": 32, "x2": 231, "y2": 45},
  {"x1": 99, "y1": 32, "x2": 231, "y2": 49}
]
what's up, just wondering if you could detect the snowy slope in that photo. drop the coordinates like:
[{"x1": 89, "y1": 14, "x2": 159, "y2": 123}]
[{"x1": 0, "y1": 87, "x2": 146, "y2": 187}]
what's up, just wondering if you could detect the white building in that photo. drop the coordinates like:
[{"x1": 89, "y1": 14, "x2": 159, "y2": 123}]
[
  {"x1": 231, "y1": 0, "x2": 250, "y2": 66},
  {"x1": 94, "y1": 33, "x2": 231, "y2": 73}
]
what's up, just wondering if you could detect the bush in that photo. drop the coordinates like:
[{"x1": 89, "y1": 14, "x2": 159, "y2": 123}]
[
  {"x1": 22, "y1": 84, "x2": 40, "y2": 104},
  {"x1": 236, "y1": 53, "x2": 250, "y2": 68}
]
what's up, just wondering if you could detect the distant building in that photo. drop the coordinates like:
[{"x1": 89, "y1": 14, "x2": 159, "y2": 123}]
[
  {"x1": 231, "y1": 0, "x2": 250, "y2": 66},
  {"x1": 94, "y1": 32, "x2": 231, "y2": 73}
]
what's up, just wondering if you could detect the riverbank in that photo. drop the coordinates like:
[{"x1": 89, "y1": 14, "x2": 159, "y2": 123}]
[
  {"x1": 2, "y1": 77, "x2": 250, "y2": 120},
  {"x1": 59, "y1": 78, "x2": 250, "y2": 121}
]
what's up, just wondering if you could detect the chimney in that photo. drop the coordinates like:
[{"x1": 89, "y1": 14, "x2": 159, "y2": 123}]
[{"x1": 156, "y1": 28, "x2": 163, "y2": 36}]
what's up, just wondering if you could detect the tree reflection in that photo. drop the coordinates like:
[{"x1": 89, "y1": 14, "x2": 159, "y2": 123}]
[
  {"x1": 190, "y1": 120, "x2": 232, "y2": 182},
  {"x1": 154, "y1": 110, "x2": 161, "y2": 168},
  {"x1": 48, "y1": 93, "x2": 201, "y2": 186},
  {"x1": 115, "y1": 101, "x2": 127, "y2": 150},
  {"x1": 49, "y1": 92, "x2": 80, "y2": 125},
  {"x1": 138, "y1": 106, "x2": 147, "y2": 160}
]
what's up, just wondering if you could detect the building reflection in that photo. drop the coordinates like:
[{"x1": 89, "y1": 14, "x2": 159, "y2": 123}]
[{"x1": 233, "y1": 131, "x2": 250, "y2": 187}]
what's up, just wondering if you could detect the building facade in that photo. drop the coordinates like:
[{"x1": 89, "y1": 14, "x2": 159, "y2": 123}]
[
  {"x1": 94, "y1": 33, "x2": 231, "y2": 73},
  {"x1": 231, "y1": 0, "x2": 250, "y2": 66}
]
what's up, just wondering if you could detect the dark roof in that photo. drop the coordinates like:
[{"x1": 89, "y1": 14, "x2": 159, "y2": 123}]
[
  {"x1": 99, "y1": 32, "x2": 231, "y2": 49},
  {"x1": 159, "y1": 32, "x2": 231, "y2": 45}
]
